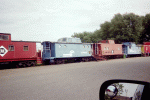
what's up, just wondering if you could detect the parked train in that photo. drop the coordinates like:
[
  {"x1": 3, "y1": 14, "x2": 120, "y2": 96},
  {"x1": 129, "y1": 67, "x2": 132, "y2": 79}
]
[{"x1": 0, "y1": 33, "x2": 150, "y2": 68}]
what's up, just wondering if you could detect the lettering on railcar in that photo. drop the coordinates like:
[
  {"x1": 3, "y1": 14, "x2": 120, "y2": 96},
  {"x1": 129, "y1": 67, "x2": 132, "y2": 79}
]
[
  {"x1": 81, "y1": 52, "x2": 87, "y2": 54},
  {"x1": 63, "y1": 50, "x2": 74, "y2": 57}
]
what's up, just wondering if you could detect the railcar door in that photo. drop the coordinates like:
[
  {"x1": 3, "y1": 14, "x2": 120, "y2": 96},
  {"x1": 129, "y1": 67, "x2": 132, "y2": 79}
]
[
  {"x1": 42, "y1": 42, "x2": 51, "y2": 59},
  {"x1": 122, "y1": 45, "x2": 127, "y2": 55},
  {"x1": 94, "y1": 43, "x2": 101, "y2": 56},
  {"x1": 95, "y1": 43, "x2": 98, "y2": 55}
]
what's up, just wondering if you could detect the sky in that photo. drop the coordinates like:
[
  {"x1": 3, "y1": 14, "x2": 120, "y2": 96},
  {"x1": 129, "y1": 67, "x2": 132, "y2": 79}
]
[
  {"x1": 120, "y1": 83, "x2": 138, "y2": 97},
  {"x1": 0, "y1": 0, "x2": 150, "y2": 42}
]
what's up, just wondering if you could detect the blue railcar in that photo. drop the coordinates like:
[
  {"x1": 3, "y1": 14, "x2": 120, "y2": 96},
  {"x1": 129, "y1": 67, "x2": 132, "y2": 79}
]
[
  {"x1": 122, "y1": 42, "x2": 141, "y2": 57},
  {"x1": 42, "y1": 37, "x2": 93, "y2": 64}
]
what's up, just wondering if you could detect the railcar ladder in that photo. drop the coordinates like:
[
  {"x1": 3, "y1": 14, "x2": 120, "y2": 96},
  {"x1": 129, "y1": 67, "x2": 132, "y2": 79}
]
[
  {"x1": 95, "y1": 43, "x2": 98, "y2": 55},
  {"x1": 94, "y1": 43, "x2": 106, "y2": 60},
  {"x1": 43, "y1": 42, "x2": 51, "y2": 53}
]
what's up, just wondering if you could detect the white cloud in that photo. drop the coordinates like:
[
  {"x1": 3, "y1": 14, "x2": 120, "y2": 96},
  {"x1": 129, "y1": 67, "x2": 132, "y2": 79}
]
[{"x1": 0, "y1": 0, "x2": 149, "y2": 42}]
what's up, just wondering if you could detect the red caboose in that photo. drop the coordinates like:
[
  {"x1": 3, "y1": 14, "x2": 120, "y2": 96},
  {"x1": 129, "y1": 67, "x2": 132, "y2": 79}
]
[
  {"x1": 0, "y1": 33, "x2": 41, "y2": 67},
  {"x1": 92, "y1": 40, "x2": 123, "y2": 60},
  {"x1": 143, "y1": 42, "x2": 150, "y2": 55}
]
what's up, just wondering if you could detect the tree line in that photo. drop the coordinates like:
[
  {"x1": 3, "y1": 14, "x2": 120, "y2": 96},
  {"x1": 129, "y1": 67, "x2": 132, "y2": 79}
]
[{"x1": 71, "y1": 13, "x2": 150, "y2": 44}]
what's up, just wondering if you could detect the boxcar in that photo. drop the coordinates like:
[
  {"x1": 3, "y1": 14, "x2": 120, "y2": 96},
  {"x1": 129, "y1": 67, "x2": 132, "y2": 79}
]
[
  {"x1": 92, "y1": 40, "x2": 123, "y2": 60},
  {"x1": 122, "y1": 42, "x2": 141, "y2": 57},
  {"x1": 42, "y1": 37, "x2": 93, "y2": 64},
  {"x1": 0, "y1": 33, "x2": 41, "y2": 67}
]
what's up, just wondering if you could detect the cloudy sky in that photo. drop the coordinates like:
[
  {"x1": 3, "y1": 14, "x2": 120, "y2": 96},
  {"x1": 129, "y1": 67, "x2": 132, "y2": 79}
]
[
  {"x1": 120, "y1": 83, "x2": 138, "y2": 97},
  {"x1": 0, "y1": 0, "x2": 149, "y2": 42}
]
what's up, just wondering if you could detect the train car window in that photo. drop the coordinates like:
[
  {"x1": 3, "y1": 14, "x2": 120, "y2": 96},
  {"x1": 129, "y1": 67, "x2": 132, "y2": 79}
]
[
  {"x1": 9, "y1": 45, "x2": 14, "y2": 51},
  {"x1": 4, "y1": 35, "x2": 8, "y2": 40},
  {"x1": 107, "y1": 47, "x2": 109, "y2": 50},
  {"x1": 46, "y1": 42, "x2": 49, "y2": 47},
  {"x1": 62, "y1": 38, "x2": 67, "y2": 42},
  {"x1": 104, "y1": 47, "x2": 106, "y2": 50},
  {"x1": 83, "y1": 45, "x2": 85, "y2": 48},
  {"x1": 24, "y1": 46, "x2": 28, "y2": 51},
  {"x1": 87, "y1": 46, "x2": 89, "y2": 48},
  {"x1": 0, "y1": 35, "x2": 9, "y2": 40},
  {"x1": 112, "y1": 50, "x2": 114, "y2": 54},
  {"x1": 118, "y1": 48, "x2": 120, "y2": 50}
]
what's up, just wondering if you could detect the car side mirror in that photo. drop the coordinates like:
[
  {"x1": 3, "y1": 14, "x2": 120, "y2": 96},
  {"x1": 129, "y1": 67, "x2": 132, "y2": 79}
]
[{"x1": 99, "y1": 79, "x2": 150, "y2": 100}]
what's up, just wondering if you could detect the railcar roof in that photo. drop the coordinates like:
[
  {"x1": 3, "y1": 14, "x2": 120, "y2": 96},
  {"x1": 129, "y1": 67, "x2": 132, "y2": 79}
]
[
  {"x1": 12, "y1": 40, "x2": 41, "y2": 43},
  {"x1": 0, "y1": 33, "x2": 11, "y2": 35},
  {"x1": 144, "y1": 42, "x2": 150, "y2": 45},
  {"x1": 96, "y1": 42, "x2": 122, "y2": 45},
  {"x1": 42, "y1": 41, "x2": 93, "y2": 44}
]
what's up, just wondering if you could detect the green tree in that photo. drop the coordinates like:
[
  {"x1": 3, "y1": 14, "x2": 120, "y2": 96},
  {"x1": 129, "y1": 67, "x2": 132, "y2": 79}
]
[
  {"x1": 100, "y1": 13, "x2": 143, "y2": 43},
  {"x1": 100, "y1": 21, "x2": 112, "y2": 40},
  {"x1": 72, "y1": 13, "x2": 149, "y2": 43},
  {"x1": 92, "y1": 29, "x2": 102, "y2": 42},
  {"x1": 71, "y1": 31, "x2": 100, "y2": 43},
  {"x1": 140, "y1": 13, "x2": 150, "y2": 43},
  {"x1": 71, "y1": 31, "x2": 90, "y2": 42},
  {"x1": 113, "y1": 83, "x2": 124, "y2": 96}
]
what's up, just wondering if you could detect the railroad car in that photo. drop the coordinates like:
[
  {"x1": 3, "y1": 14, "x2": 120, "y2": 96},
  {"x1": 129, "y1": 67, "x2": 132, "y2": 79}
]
[
  {"x1": 42, "y1": 37, "x2": 93, "y2": 64},
  {"x1": 92, "y1": 40, "x2": 123, "y2": 60},
  {"x1": 1, "y1": 32, "x2": 149, "y2": 68},
  {"x1": 0, "y1": 33, "x2": 42, "y2": 67},
  {"x1": 122, "y1": 42, "x2": 141, "y2": 57}
]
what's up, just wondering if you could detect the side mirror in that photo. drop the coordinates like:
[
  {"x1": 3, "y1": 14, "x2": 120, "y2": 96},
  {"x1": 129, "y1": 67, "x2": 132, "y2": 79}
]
[
  {"x1": 105, "y1": 85, "x2": 118, "y2": 98},
  {"x1": 99, "y1": 79, "x2": 150, "y2": 100}
]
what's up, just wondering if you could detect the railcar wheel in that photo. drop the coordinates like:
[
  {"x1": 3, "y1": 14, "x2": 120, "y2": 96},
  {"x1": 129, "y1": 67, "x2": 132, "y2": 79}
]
[
  {"x1": 26, "y1": 61, "x2": 32, "y2": 67},
  {"x1": 82, "y1": 58, "x2": 85, "y2": 62},
  {"x1": 31, "y1": 61, "x2": 36, "y2": 66},
  {"x1": 56, "y1": 60, "x2": 59, "y2": 64},
  {"x1": 17, "y1": 62, "x2": 24, "y2": 67},
  {"x1": 15, "y1": 62, "x2": 20, "y2": 68},
  {"x1": 22, "y1": 62, "x2": 26, "y2": 67},
  {"x1": 56, "y1": 59, "x2": 61, "y2": 64},
  {"x1": 85, "y1": 58, "x2": 89, "y2": 62},
  {"x1": 16, "y1": 65, "x2": 19, "y2": 68},
  {"x1": 59, "y1": 60, "x2": 63, "y2": 64},
  {"x1": 62, "y1": 60, "x2": 65, "y2": 64}
]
